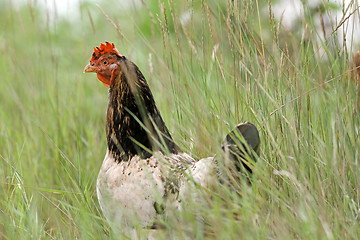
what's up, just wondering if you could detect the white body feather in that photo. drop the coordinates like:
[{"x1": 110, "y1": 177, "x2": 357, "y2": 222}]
[
  {"x1": 96, "y1": 150, "x2": 216, "y2": 233},
  {"x1": 97, "y1": 150, "x2": 216, "y2": 233}
]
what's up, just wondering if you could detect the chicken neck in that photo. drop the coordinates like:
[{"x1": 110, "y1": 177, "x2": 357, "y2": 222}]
[{"x1": 106, "y1": 58, "x2": 179, "y2": 162}]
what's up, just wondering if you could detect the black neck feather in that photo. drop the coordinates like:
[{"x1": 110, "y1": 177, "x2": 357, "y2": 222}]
[{"x1": 106, "y1": 58, "x2": 179, "y2": 161}]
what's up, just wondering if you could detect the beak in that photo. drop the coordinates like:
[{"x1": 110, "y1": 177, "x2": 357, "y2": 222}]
[{"x1": 83, "y1": 64, "x2": 97, "y2": 73}]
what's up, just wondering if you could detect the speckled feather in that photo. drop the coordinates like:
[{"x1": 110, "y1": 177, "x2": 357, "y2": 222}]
[{"x1": 96, "y1": 150, "x2": 214, "y2": 230}]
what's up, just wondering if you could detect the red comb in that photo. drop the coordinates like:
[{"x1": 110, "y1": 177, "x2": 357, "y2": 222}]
[{"x1": 90, "y1": 42, "x2": 122, "y2": 61}]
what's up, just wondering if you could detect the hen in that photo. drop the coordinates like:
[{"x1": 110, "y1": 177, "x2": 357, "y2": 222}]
[{"x1": 83, "y1": 42, "x2": 260, "y2": 234}]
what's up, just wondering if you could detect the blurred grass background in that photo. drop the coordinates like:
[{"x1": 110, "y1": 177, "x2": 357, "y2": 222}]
[{"x1": 0, "y1": 0, "x2": 359, "y2": 239}]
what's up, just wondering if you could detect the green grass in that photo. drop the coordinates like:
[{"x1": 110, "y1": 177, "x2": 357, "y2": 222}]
[{"x1": 0, "y1": 0, "x2": 359, "y2": 239}]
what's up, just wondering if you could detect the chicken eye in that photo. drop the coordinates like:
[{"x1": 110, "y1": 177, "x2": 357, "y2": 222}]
[{"x1": 103, "y1": 60, "x2": 108, "y2": 65}]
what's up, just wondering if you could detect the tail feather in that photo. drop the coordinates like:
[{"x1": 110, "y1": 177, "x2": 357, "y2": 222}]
[{"x1": 221, "y1": 122, "x2": 260, "y2": 174}]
